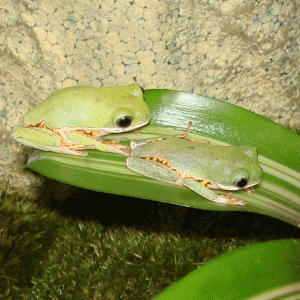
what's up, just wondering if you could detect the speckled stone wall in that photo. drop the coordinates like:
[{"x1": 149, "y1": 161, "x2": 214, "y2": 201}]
[{"x1": 1, "y1": 0, "x2": 299, "y2": 193}]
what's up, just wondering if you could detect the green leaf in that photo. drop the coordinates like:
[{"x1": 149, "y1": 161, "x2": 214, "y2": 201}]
[
  {"x1": 153, "y1": 239, "x2": 300, "y2": 300},
  {"x1": 26, "y1": 89, "x2": 300, "y2": 227}
]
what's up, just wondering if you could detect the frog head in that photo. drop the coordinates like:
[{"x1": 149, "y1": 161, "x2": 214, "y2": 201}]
[{"x1": 215, "y1": 146, "x2": 263, "y2": 190}]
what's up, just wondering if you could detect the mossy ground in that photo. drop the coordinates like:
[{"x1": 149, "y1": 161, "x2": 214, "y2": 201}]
[{"x1": 0, "y1": 184, "x2": 299, "y2": 299}]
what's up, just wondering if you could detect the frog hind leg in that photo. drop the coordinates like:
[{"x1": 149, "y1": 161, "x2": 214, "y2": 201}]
[
  {"x1": 180, "y1": 121, "x2": 193, "y2": 138},
  {"x1": 178, "y1": 122, "x2": 210, "y2": 144},
  {"x1": 127, "y1": 157, "x2": 181, "y2": 185},
  {"x1": 67, "y1": 132, "x2": 130, "y2": 156},
  {"x1": 182, "y1": 178, "x2": 247, "y2": 206},
  {"x1": 14, "y1": 127, "x2": 94, "y2": 156}
]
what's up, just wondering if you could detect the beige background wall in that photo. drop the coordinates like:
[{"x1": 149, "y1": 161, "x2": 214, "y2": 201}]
[{"x1": 1, "y1": 0, "x2": 299, "y2": 193}]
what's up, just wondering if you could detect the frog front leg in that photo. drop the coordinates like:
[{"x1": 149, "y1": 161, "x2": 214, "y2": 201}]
[
  {"x1": 66, "y1": 131, "x2": 130, "y2": 156},
  {"x1": 182, "y1": 178, "x2": 247, "y2": 206},
  {"x1": 127, "y1": 157, "x2": 181, "y2": 185},
  {"x1": 14, "y1": 127, "x2": 95, "y2": 156}
]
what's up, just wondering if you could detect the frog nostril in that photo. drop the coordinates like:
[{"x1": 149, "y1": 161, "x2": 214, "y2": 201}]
[
  {"x1": 234, "y1": 178, "x2": 249, "y2": 188},
  {"x1": 116, "y1": 116, "x2": 133, "y2": 128}
]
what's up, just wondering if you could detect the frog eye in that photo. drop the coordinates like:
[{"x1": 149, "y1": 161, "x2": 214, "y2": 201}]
[
  {"x1": 233, "y1": 178, "x2": 249, "y2": 188},
  {"x1": 116, "y1": 116, "x2": 133, "y2": 128}
]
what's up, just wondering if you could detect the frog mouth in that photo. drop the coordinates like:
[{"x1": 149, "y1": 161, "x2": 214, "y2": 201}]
[
  {"x1": 109, "y1": 118, "x2": 150, "y2": 133},
  {"x1": 214, "y1": 178, "x2": 262, "y2": 191}
]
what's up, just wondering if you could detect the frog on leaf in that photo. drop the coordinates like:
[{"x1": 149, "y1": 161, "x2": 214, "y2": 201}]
[
  {"x1": 127, "y1": 122, "x2": 263, "y2": 205},
  {"x1": 14, "y1": 84, "x2": 150, "y2": 156}
]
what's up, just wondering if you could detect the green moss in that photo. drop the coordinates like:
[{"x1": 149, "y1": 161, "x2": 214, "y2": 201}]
[
  {"x1": 0, "y1": 184, "x2": 62, "y2": 299},
  {"x1": 1, "y1": 185, "x2": 299, "y2": 299}
]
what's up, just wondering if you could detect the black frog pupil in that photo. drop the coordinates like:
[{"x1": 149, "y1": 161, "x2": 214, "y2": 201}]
[
  {"x1": 116, "y1": 116, "x2": 133, "y2": 128},
  {"x1": 235, "y1": 178, "x2": 248, "y2": 188}
]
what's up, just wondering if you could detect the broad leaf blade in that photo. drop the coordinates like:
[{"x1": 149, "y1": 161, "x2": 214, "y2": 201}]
[
  {"x1": 153, "y1": 239, "x2": 300, "y2": 300},
  {"x1": 146, "y1": 89, "x2": 300, "y2": 171}
]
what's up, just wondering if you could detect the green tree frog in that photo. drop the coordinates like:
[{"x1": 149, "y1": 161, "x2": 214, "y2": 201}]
[
  {"x1": 14, "y1": 84, "x2": 150, "y2": 156},
  {"x1": 127, "y1": 122, "x2": 263, "y2": 205}
]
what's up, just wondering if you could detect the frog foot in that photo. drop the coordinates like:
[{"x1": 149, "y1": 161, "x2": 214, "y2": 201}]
[
  {"x1": 181, "y1": 121, "x2": 193, "y2": 138},
  {"x1": 179, "y1": 122, "x2": 210, "y2": 144},
  {"x1": 220, "y1": 194, "x2": 247, "y2": 206},
  {"x1": 246, "y1": 187, "x2": 255, "y2": 196},
  {"x1": 112, "y1": 143, "x2": 130, "y2": 156}
]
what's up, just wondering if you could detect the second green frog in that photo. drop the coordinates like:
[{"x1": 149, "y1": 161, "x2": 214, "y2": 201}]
[{"x1": 127, "y1": 122, "x2": 263, "y2": 205}]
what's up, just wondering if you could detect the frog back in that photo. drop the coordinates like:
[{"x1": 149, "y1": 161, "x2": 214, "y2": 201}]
[
  {"x1": 23, "y1": 85, "x2": 148, "y2": 129},
  {"x1": 133, "y1": 137, "x2": 262, "y2": 186}
]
